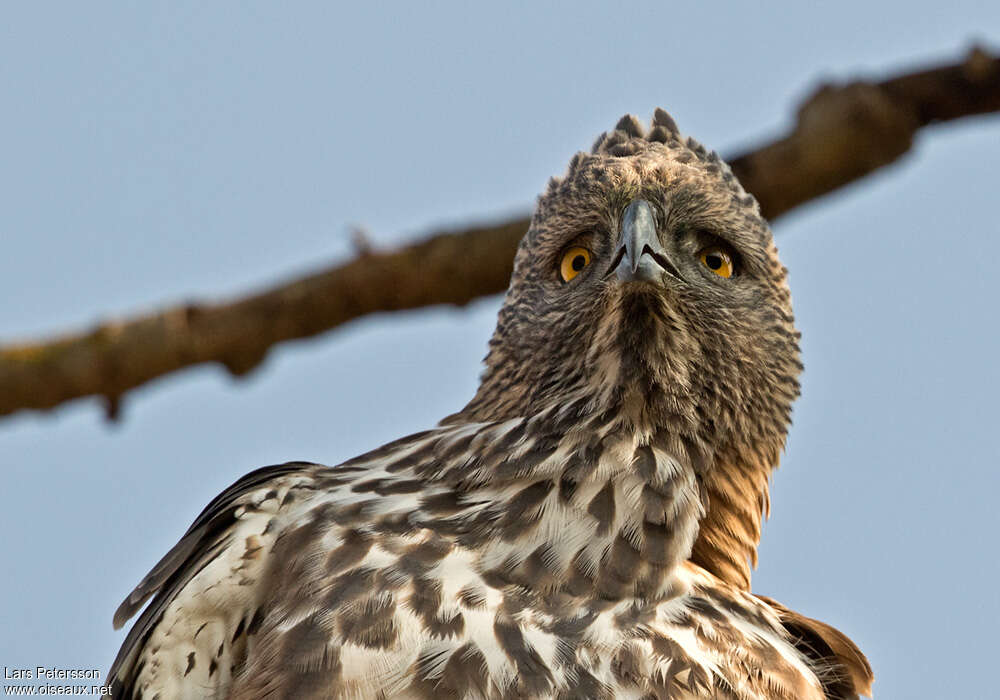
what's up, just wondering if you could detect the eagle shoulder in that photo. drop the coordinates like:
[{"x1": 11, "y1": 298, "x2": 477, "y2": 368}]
[
  {"x1": 757, "y1": 595, "x2": 873, "y2": 699},
  {"x1": 107, "y1": 461, "x2": 327, "y2": 699}
]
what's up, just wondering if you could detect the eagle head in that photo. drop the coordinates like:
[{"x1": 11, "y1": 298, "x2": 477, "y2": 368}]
[{"x1": 459, "y1": 109, "x2": 801, "y2": 503}]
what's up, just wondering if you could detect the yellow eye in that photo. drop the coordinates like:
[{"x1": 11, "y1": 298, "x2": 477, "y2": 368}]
[
  {"x1": 699, "y1": 247, "x2": 735, "y2": 278},
  {"x1": 559, "y1": 247, "x2": 592, "y2": 282}
]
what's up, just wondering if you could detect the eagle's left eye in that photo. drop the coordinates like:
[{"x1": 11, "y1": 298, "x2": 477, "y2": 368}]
[
  {"x1": 560, "y1": 247, "x2": 592, "y2": 282},
  {"x1": 699, "y1": 246, "x2": 735, "y2": 278}
]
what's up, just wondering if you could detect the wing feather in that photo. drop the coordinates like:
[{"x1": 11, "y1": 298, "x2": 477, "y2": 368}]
[{"x1": 107, "y1": 461, "x2": 320, "y2": 697}]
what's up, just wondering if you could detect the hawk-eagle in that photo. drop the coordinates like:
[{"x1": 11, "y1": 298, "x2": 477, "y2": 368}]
[{"x1": 108, "y1": 110, "x2": 873, "y2": 699}]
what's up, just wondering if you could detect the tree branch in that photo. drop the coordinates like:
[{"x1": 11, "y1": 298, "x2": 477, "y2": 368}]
[
  {"x1": 728, "y1": 46, "x2": 1000, "y2": 219},
  {"x1": 2, "y1": 46, "x2": 998, "y2": 420}
]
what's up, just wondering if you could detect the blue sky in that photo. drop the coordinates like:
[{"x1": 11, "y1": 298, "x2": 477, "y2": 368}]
[{"x1": 1, "y1": 3, "x2": 998, "y2": 698}]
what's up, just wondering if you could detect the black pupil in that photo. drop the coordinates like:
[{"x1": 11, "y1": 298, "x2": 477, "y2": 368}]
[
  {"x1": 571, "y1": 255, "x2": 586, "y2": 271},
  {"x1": 706, "y1": 254, "x2": 723, "y2": 270}
]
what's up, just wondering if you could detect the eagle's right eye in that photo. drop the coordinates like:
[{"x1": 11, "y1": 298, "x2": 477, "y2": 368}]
[{"x1": 559, "y1": 247, "x2": 592, "y2": 283}]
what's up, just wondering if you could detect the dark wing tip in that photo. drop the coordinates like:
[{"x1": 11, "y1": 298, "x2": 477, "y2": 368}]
[
  {"x1": 112, "y1": 600, "x2": 136, "y2": 631},
  {"x1": 113, "y1": 588, "x2": 153, "y2": 630},
  {"x1": 111, "y1": 530, "x2": 206, "y2": 629}
]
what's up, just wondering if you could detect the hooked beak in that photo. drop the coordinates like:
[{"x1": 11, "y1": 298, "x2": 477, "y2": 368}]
[{"x1": 612, "y1": 200, "x2": 680, "y2": 283}]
